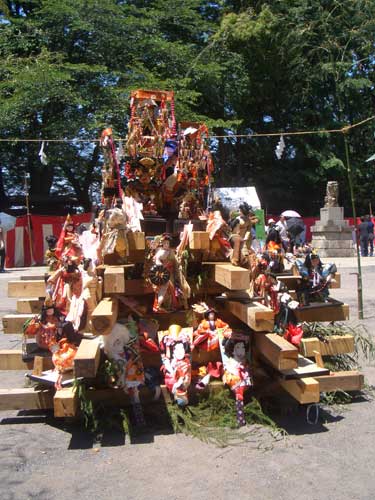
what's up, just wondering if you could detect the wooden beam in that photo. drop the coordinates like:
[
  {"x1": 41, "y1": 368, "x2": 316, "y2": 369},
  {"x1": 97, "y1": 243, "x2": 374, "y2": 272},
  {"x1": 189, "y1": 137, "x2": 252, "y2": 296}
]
[
  {"x1": 315, "y1": 371, "x2": 364, "y2": 392},
  {"x1": 225, "y1": 301, "x2": 274, "y2": 332},
  {"x1": 53, "y1": 387, "x2": 78, "y2": 417},
  {"x1": 20, "y1": 274, "x2": 47, "y2": 281},
  {"x1": 127, "y1": 231, "x2": 146, "y2": 250},
  {"x1": 91, "y1": 297, "x2": 119, "y2": 335},
  {"x1": 279, "y1": 354, "x2": 329, "y2": 379},
  {"x1": 2, "y1": 314, "x2": 34, "y2": 334},
  {"x1": 8, "y1": 280, "x2": 46, "y2": 298},
  {"x1": 0, "y1": 388, "x2": 54, "y2": 411},
  {"x1": 300, "y1": 335, "x2": 355, "y2": 357},
  {"x1": 214, "y1": 263, "x2": 250, "y2": 290},
  {"x1": 189, "y1": 231, "x2": 210, "y2": 250},
  {"x1": 277, "y1": 273, "x2": 341, "y2": 290},
  {"x1": 254, "y1": 333, "x2": 298, "y2": 371},
  {"x1": 0, "y1": 350, "x2": 53, "y2": 370},
  {"x1": 74, "y1": 339, "x2": 101, "y2": 378},
  {"x1": 294, "y1": 303, "x2": 349, "y2": 322},
  {"x1": 104, "y1": 266, "x2": 125, "y2": 294},
  {"x1": 16, "y1": 298, "x2": 44, "y2": 314},
  {"x1": 279, "y1": 377, "x2": 320, "y2": 404}
]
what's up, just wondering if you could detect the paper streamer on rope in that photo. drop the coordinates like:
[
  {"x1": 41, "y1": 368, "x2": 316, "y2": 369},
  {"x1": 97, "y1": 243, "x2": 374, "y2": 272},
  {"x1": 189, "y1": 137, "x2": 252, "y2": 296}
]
[
  {"x1": 275, "y1": 136, "x2": 285, "y2": 160},
  {"x1": 38, "y1": 141, "x2": 48, "y2": 165}
]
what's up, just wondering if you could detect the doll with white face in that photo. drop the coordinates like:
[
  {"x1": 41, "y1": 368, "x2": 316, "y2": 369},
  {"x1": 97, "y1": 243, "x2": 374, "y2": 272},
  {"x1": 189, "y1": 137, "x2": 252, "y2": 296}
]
[
  {"x1": 160, "y1": 335, "x2": 192, "y2": 407},
  {"x1": 221, "y1": 335, "x2": 252, "y2": 427}
]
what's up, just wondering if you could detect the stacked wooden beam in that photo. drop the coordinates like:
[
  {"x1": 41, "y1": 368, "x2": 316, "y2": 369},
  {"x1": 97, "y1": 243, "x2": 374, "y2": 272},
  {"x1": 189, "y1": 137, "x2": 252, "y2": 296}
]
[{"x1": 0, "y1": 258, "x2": 364, "y2": 419}]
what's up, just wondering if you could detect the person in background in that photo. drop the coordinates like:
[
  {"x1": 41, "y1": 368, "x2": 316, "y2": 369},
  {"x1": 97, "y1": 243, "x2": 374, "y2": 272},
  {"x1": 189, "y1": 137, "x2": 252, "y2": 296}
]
[
  {"x1": 265, "y1": 218, "x2": 275, "y2": 236},
  {"x1": 0, "y1": 226, "x2": 5, "y2": 272},
  {"x1": 358, "y1": 216, "x2": 369, "y2": 257},
  {"x1": 276, "y1": 215, "x2": 289, "y2": 251},
  {"x1": 367, "y1": 214, "x2": 374, "y2": 257}
]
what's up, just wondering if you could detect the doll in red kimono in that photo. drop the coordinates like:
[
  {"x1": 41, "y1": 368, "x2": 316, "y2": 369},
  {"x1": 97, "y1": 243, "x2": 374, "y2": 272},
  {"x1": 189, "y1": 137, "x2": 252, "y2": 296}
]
[{"x1": 193, "y1": 309, "x2": 232, "y2": 352}]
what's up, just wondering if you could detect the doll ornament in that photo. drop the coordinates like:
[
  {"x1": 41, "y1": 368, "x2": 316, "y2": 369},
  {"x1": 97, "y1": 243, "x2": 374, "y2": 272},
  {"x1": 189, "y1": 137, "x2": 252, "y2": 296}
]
[
  {"x1": 102, "y1": 321, "x2": 146, "y2": 427},
  {"x1": 220, "y1": 333, "x2": 252, "y2": 427},
  {"x1": 159, "y1": 325, "x2": 192, "y2": 407}
]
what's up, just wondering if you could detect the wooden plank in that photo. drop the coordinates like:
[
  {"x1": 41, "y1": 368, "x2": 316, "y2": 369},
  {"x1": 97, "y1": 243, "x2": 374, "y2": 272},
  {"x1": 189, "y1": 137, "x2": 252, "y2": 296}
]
[
  {"x1": 2, "y1": 314, "x2": 33, "y2": 334},
  {"x1": 16, "y1": 298, "x2": 44, "y2": 314},
  {"x1": 123, "y1": 279, "x2": 153, "y2": 296},
  {"x1": 74, "y1": 339, "x2": 101, "y2": 378},
  {"x1": 277, "y1": 273, "x2": 341, "y2": 290},
  {"x1": 0, "y1": 350, "x2": 53, "y2": 370},
  {"x1": 214, "y1": 263, "x2": 250, "y2": 290},
  {"x1": 0, "y1": 388, "x2": 54, "y2": 411},
  {"x1": 8, "y1": 280, "x2": 46, "y2": 298},
  {"x1": 20, "y1": 274, "x2": 47, "y2": 281},
  {"x1": 226, "y1": 301, "x2": 274, "y2": 332},
  {"x1": 189, "y1": 231, "x2": 210, "y2": 250},
  {"x1": 294, "y1": 303, "x2": 349, "y2": 322},
  {"x1": 279, "y1": 377, "x2": 320, "y2": 404},
  {"x1": 300, "y1": 335, "x2": 355, "y2": 357},
  {"x1": 254, "y1": 333, "x2": 298, "y2": 371},
  {"x1": 280, "y1": 354, "x2": 329, "y2": 379},
  {"x1": 315, "y1": 371, "x2": 364, "y2": 392},
  {"x1": 127, "y1": 231, "x2": 146, "y2": 250},
  {"x1": 91, "y1": 297, "x2": 118, "y2": 335},
  {"x1": 53, "y1": 387, "x2": 78, "y2": 417},
  {"x1": 0, "y1": 350, "x2": 33, "y2": 370},
  {"x1": 104, "y1": 266, "x2": 125, "y2": 294}
]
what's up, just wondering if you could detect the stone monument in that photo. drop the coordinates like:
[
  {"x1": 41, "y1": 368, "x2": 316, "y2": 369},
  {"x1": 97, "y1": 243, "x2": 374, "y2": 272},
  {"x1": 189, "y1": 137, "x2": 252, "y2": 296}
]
[{"x1": 311, "y1": 181, "x2": 355, "y2": 257}]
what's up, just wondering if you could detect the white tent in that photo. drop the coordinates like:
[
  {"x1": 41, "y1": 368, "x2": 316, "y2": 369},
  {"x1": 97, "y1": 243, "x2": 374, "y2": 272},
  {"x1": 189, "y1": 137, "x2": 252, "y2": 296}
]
[
  {"x1": 212, "y1": 187, "x2": 261, "y2": 211},
  {"x1": 0, "y1": 212, "x2": 16, "y2": 231}
]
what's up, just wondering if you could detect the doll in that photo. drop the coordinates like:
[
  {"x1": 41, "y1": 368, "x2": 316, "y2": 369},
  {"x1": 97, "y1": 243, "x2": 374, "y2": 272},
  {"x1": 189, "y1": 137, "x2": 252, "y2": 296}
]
[
  {"x1": 99, "y1": 202, "x2": 129, "y2": 264},
  {"x1": 206, "y1": 210, "x2": 231, "y2": 260},
  {"x1": 149, "y1": 234, "x2": 185, "y2": 313},
  {"x1": 55, "y1": 215, "x2": 83, "y2": 262},
  {"x1": 159, "y1": 326, "x2": 192, "y2": 407},
  {"x1": 295, "y1": 253, "x2": 337, "y2": 306},
  {"x1": 229, "y1": 203, "x2": 259, "y2": 266},
  {"x1": 193, "y1": 308, "x2": 232, "y2": 352},
  {"x1": 220, "y1": 333, "x2": 252, "y2": 427},
  {"x1": 45, "y1": 235, "x2": 59, "y2": 271},
  {"x1": 102, "y1": 321, "x2": 146, "y2": 427}
]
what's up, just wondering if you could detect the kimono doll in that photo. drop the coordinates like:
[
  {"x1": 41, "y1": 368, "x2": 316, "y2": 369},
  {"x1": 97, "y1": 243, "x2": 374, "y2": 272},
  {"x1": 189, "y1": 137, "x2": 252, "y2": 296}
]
[
  {"x1": 149, "y1": 234, "x2": 184, "y2": 313},
  {"x1": 99, "y1": 202, "x2": 129, "y2": 264},
  {"x1": 220, "y1": 334, "x2": 252, "y2": 427},
  {"x1": 45, "y1": 235, "x2": 59, "y2": 271},
  {"x1": 205, "y1": 210, "x2": 231, "y2": 260},
  {"x1": 160, "y1": 329, "x2": 192, "y2": 407},
  {"x1": 193, "y1": 309, "x2": 232, "y2": 353},
  {"x1": 295, "y1": 253, "x2": 337, "y2": 306},
  {"x1": 47, "y1": 256, "x2": 82, "y2": 314},
  {"x1": 102, "y1": 321, "x2": 146, "y2": 427},
  {"x1": 55, "y1": 215, "x2": 83, "y2": 262},
  {"x1": 230, "y1": 203, "x2": 259, "y2": 266},
  {"x1": 79, "y1": 223, "x2": 100, "y2": 265},
  {"x1": 52, "y1": 338, "x2": 78, "y2": 390}
]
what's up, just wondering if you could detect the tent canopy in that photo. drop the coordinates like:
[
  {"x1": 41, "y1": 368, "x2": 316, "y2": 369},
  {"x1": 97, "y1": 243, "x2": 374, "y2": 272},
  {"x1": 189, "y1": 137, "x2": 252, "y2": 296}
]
[{"x1": 213, "y1": 187, "x2": 261, "y2": 212}]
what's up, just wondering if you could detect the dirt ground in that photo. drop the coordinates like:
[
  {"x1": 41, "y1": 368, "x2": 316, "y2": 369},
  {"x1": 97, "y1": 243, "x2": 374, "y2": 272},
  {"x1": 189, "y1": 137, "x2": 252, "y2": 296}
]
[{"x1": 0, "y1": 260, "x2": 374, "y2": 500}]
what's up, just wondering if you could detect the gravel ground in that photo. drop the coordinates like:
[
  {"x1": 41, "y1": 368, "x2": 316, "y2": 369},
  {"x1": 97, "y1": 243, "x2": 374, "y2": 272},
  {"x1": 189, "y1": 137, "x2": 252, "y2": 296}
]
[{"x1": 0, "y1": 260, "x2": 374, "y2": 500}]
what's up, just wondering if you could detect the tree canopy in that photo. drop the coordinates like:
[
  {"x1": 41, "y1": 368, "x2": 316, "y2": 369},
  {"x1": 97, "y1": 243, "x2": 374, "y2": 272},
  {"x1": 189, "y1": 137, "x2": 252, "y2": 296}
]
[{"x1": 1, "y1": 0, "x2": 375, "y2": 215}]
